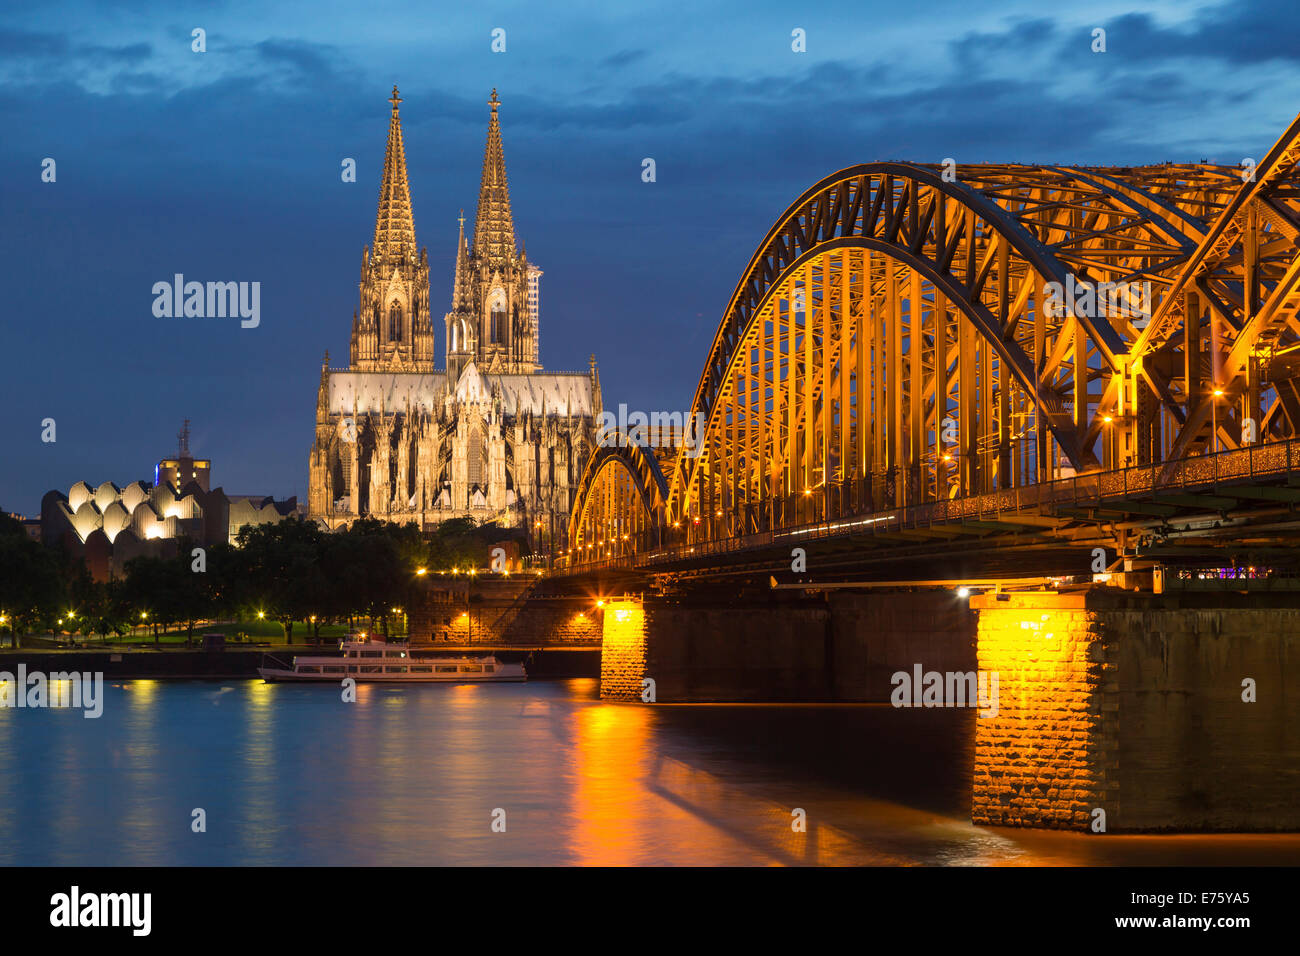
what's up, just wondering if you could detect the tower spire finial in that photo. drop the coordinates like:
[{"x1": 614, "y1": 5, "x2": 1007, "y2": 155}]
[
  {"x1": 373, "y1": 86, "x2": 416, "y2": 262},
  {"x1": 473, "y1": 88, "x2": 515, "y2": 262}
]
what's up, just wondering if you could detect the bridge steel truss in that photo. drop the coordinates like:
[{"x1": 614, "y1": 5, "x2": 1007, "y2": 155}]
[{"x1": 566, "y1": 111, "x2": 1300, "y2": 565}]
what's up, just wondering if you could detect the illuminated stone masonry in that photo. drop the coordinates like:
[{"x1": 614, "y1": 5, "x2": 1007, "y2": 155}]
[
  {"x1": 973, "y1": 590, "x2": 1300, "y2": 832},
  {"x1": 308, "y1": 89, "x2": 599, "y2": 547}
]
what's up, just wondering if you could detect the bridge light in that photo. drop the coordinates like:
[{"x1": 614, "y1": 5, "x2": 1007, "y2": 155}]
[
  {"x1": 1102, "y1": 415, "x2": 1113, "y2": 424},
  {"x1": 941, "y1": 453, "x2": 953, "y2": 462},
  {"x1": 416, "y1": 567, "x2": 427, "y2": 575},
  {"x1": 715, "y1": 510, "x2": 722, "y2": 516},
  {"x1": 1213, "y1": 388, "x2": 1224, "y2": 398},
  {"x1": 957, "y1": 586, "x2": 970, "y2": 598},
  {"x1": 596, "y1": 600, "x2": 605, "y2": 608}
]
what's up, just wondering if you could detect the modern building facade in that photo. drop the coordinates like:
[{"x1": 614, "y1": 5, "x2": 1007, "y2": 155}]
[
  {"x1": 41, "y1": 424, "x2": 302, "y2": 580},
  {"x1": 308, "y1": 88, "x2": 600, "y2": 551}
]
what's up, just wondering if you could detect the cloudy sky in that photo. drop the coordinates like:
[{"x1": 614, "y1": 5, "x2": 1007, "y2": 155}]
[{"x1": 3, "y1": 0, "x2": 1300, "y2": 512}]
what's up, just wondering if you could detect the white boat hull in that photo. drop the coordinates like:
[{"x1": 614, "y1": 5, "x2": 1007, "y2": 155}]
[
  {"x1": 259, "y1": 665, "x2": 526, "y2": 683},
  {"x1": 259, "y1": 638, "x2": 525, "y2": 683}
]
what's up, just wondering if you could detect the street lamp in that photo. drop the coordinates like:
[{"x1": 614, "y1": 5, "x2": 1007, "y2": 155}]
[{"x1": 1212, "y1": 388, "x2": 1225, "y2": 453}]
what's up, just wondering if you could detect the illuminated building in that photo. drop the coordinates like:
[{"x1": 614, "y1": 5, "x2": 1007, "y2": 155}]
[{"x1": 307, "y1": 88, "x2": 600, "y2": 549}]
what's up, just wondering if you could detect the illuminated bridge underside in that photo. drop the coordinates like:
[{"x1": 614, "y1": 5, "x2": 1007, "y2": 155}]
[{"x1": 569, "y1": 111, "x2": 1300, "y2": 567}]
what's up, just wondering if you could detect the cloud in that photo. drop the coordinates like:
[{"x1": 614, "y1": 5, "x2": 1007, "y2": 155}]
[{"x1": 601, "y1": 49, "x2": 647, "y2": 70}]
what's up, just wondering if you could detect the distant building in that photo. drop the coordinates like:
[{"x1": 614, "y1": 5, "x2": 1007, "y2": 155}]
[
  {"x1": 40, "y1": 423, "x2": 301, "y2": 580},
  {"x1": 155, "y1": 419, "x2": 211, "y2": 492},
  {"x1": 3, "y1": 513, "x2": 41, "y2": 541}
]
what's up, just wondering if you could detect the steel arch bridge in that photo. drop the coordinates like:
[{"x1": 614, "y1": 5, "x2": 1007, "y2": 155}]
[{"x1": 566, "y1": 110, "x2": 1300, "y2": 567}]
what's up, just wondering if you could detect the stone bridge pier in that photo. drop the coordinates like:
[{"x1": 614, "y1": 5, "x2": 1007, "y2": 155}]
[
  {"x1": 594, "y1": 586, "x2": 1300, "y2": 832},
  {"x1": 971, "y1": 590, "x2": 1300, "y2": 832}
]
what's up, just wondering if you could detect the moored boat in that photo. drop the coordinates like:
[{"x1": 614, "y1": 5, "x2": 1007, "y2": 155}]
[{"x1": 258, "y1": 633, "x2": 525, "y2": 683}]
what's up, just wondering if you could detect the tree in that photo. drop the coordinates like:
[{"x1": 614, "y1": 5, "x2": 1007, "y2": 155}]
[
  {"x1": 236, "y1": 518, "x2": 328, "y2": 643},
  {"x1": 0, "y1": 514, "x2": 65, "y2": 647}
]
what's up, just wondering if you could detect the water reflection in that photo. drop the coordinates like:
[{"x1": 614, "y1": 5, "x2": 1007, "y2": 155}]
[{"x1": 0, "y1": 679, "x2": 1297, "y2": 866}]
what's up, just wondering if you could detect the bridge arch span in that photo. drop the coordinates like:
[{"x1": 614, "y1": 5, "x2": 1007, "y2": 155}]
[
  {"x1": 560, "y1": 106, "x2": 1300, "y2": 565},
  {"x1": 566, "y1": 435, "x2": 669, "y2": 563},
  {"x1": 668, "y1": 160, "x2": 1214, "y2": 531}
]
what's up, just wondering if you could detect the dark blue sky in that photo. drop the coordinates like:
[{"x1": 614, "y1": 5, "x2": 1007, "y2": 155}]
[{"x1": 4, "y1": 0, "x2": 1300, "y2": 513}]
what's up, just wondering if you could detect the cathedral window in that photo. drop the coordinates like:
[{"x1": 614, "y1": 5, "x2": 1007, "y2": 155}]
[
  {"x1": 389, "y1": 303, "x2": 403, "y2": 342},
  {"x1": 491, "y1": 301, "x2": 505, "y2": 344},
  {"x1": 468, "y1": 429, "x2": 484, "y2": 487}
]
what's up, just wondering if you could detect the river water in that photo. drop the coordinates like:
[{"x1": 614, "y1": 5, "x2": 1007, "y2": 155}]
[{"x1": 2, "y1": 678, "x2": 1296, "y2": 866}]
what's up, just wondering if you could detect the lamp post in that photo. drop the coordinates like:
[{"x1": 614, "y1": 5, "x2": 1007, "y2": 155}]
[{"x1": 1212, "y1": 388, "x2": 1225, "y2": 453}]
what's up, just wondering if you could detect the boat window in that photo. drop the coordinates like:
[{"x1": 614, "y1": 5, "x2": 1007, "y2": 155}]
[
  {"x1": 434, "y1": 665, "x2": 458, "y2": 673},
  {"x1": 483, "y1": 665, "x2": 494, "y2": 672},
  {"x1": 297, "y1": 665, "x2": 321, "y2": 674},
  {"x1": 411, "y1": 666, "x2": 433, "y2": 673},
  {"x1": 461, "y1": 665, "x2": 483, "y2": 673},
  {"x1": 322, "y1": 666, "x2": 345, "y2": 674},
  {"x1": 386, "y1": 666, "x2": 408, "y2": 673},
  {"x1": 362, "y1": 651, "x2": 382, "y2": 658},
  {"x1": 360, "y1": 665, "x2": 382, "y2": 674}
]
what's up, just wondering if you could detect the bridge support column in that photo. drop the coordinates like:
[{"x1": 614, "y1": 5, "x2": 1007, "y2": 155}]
[
  {"x1": 599, "y1": 599, "x2": 649, "y2": 701},
  {"x1": 972, "y1": 590, "x2": 1300, "y2": 832}
]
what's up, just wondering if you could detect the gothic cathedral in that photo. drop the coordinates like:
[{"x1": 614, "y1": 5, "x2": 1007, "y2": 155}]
[{"x1": 308, "y1": 88, "x2": 600, "y2": 551}]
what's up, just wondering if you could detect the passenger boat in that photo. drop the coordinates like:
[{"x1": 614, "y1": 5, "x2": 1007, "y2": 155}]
[{"x1": 258, "y1": 634, "x2": 526, "y2": 683}]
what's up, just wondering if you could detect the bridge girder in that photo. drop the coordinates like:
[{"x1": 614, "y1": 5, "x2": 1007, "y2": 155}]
[{"x1": 564, "y1": 109, "x2": 1300, "y2": 567}]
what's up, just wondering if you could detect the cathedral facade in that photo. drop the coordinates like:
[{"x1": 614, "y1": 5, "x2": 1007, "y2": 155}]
[{"x1": 308, "y1": 89, "x2": 600, "y2": 551}]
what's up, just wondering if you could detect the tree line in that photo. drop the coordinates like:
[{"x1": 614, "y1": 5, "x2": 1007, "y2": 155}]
[{"x1": 0, "y1": 514, "x2": 515, "y2": 647}]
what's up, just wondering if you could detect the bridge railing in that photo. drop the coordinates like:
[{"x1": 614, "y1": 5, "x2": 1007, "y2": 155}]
[{"x1": 558, "y1": 438, "x2": 1299, "y2": 573}]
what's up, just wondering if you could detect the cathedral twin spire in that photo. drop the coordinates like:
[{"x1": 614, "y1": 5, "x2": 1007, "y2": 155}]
[
  {"x1": 352, "y1": 86, "x2": 536, "y2": 376},
  {"x1": 350, "y1": 85, "x2": 432, "y2": 371},
  {"x1": 473, "y1": 89, "x2": 517, "y2": 263},
  {"x1": 373, "y1": 86, "x2": 417, "y2": 265}
]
